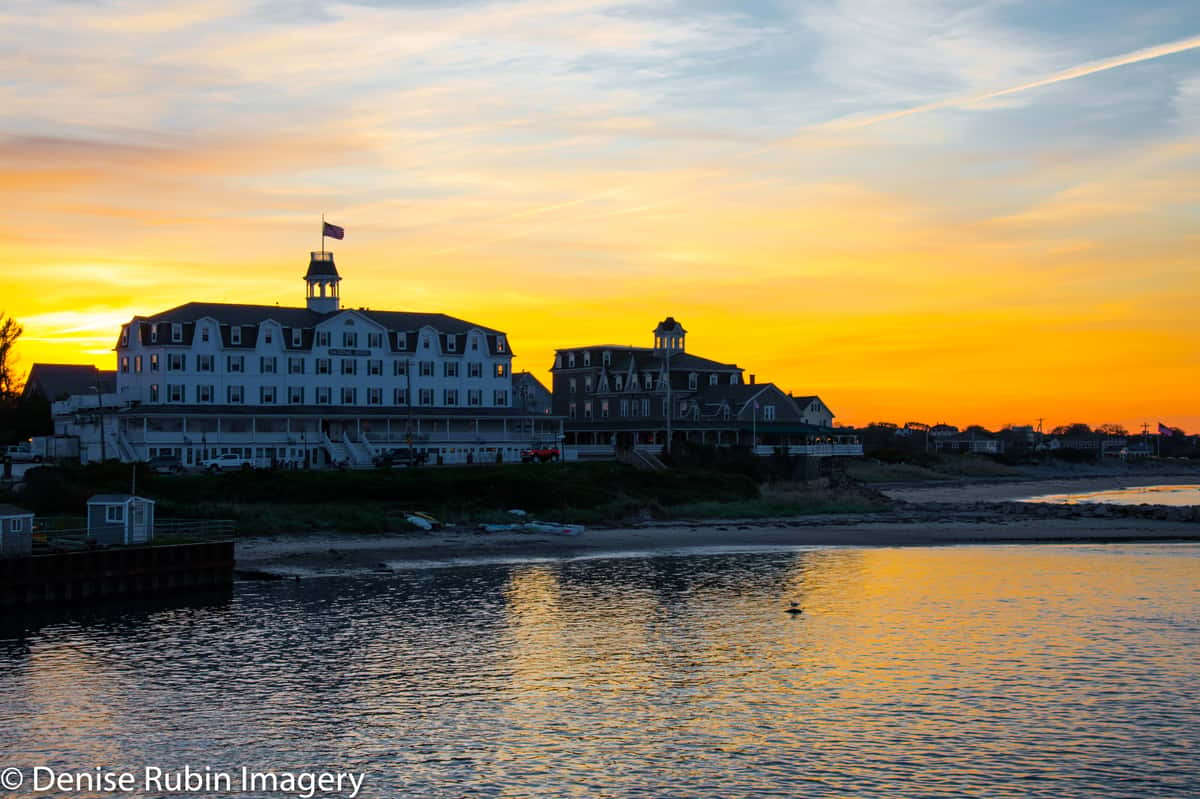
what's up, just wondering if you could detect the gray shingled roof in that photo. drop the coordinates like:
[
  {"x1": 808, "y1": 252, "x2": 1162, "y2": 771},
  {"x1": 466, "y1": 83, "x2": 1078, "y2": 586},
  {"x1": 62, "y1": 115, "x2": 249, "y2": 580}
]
[
  {"x1": 22, "y1": 364, "x2": 116, "y2": 401},
  {"x1": 142, "y1": 303, "x2": 504, "y2": 337},
  {"x1": 0, "y1": 504, "x2": 33, "y2": 517}
]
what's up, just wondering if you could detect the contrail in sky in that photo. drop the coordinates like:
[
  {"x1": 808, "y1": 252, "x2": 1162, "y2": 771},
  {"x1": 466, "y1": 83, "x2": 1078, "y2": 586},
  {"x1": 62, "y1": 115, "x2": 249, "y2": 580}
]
[{"x1": 430, "y1": 33, "x2": 1200, "y2": 255}]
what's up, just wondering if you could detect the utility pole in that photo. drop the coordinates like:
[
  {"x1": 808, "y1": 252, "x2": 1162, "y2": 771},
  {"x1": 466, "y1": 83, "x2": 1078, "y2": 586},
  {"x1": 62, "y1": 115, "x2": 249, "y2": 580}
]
[{"x1": 92, "y1": 384, "x2": 106, "y2": 463}]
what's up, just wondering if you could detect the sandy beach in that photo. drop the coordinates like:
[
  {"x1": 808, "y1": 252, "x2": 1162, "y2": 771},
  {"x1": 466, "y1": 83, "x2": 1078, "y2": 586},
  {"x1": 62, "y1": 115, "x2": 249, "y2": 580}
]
[{"x1": 881, "y1": 474, "x2": 1200, "y2": 504}]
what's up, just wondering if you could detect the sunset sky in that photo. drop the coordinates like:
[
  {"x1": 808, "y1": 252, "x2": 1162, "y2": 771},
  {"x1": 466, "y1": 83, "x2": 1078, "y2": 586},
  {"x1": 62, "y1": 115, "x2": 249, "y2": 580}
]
[{"x1": 2, "y1": 0, "x2": 1197, "y2": 431}]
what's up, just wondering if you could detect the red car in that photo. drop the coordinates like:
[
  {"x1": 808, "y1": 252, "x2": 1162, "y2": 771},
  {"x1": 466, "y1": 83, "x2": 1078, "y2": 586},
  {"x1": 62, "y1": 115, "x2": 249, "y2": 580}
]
[{"x1": 520, "y1": 447, "x2": 560, "y2": 463}]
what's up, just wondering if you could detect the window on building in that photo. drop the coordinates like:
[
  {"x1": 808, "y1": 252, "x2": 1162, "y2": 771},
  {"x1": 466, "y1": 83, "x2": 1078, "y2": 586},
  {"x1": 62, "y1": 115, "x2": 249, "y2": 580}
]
[
  {"x1": 393, "y1": 360, "x2": 407, "y2": 376},
  {"x1": 496, "y1": 337, "x2": 506, "y2": 353},
  {"x1": 168, "y1": 384, "x2": 184, "y2": 403},
  {"x1": 688, "y1": 373, "x2": 698, "y2": 391},
  {"x1": 197, "y1": 354, "x2": 214, "y2": 372},
  {"x1": 583, "y1": 351, "x2": 591, "y2": 366},
  {"x1": 619, "y1": 399, "x2": 629, "y2": 417},
  {"x1": 317, "y1": 358, "x2": 331, "y2": 375},
  {"x1": 105, "y1": 505, "x2": 125, "y2": 523},
  {"x1": 197, "y1": 385, "x2": 213, "y2": 403},
  {"x1": 368, "y1": 360, "x2": 382, "y2": 376},
  {"x1": 468, "y1": 389, "x2": 482, "y2": 406},
  {"x1": 423, "y1": 336, "x2": 431, "y2": 349},
  {"x1": 150, "y1": 326, "x2": 158, "y2": 343},
  {"x1": 135, "y1": 356, "x2": 143, "y2": 373},
  {"x1": 447, "y1": 337, "x2": 456, "y2": 352},
  {"x1": 600, "y1": 400, "x2": 609, "y2": 419},
  {"x1": 171, "y1": 323, "x2": 182, "y2": 343},
  {"x1": 289, "y1": 357, "x2": 305, "y2": 375},
  {"x1": 292, "y1": 329, "x2": 303, "y2": 347},
  {"x1": 317, "y1": 387, "x2": 331, "y2": 405},
  {"x1": 419, "y1": 388, "x2": 433, "y2": 406},
  {"x1": 288, "y1": 386, "x2": 304, "y2": 404},
  {"x1": 679, "y1": 401, "x2": 688, "y2": 417},
  {"x1": 341, "y1": 359, "x2": 356, "y2": 376},
  {"x1": 120, "y1": 356, "x2": 130, "y2": 373},
  {"x1": 261, "y1": 386, "x2": 276, "y2": 404},
  {"x1": 393, "y1": 388, "x2": 408, "y2": 406},
  {"x1": 444, "y1": 389, "x2": 458, "y2": 406},
  {"x1": 662, "y1": 399, "x2": 669, "y2": 417},
  {"x1": 261, "y1": 356, "x2": 277, "y2": 374},
  {"x1": 150, "y1": 353, "x2": 160, "y2": 372},
  {"x1": 368, "y1": 332, "x2": 382, "y2": 349},
  {"x1": 603, "y1": 351, "x2": 611, "y2": 366},
  {"x1": 584, "y1": 401, "x2": 593, "y2": 419},
  {"x1": 471, "y1": 337, "x2": 479, "y2": 351},
  {"x1": 264, "y1": 329, "x2": 273, "y2": 344},
  {"x1": 120, "y1": 327, "x2": 129, "y2": 346},
  {"x1": 227, "y1": 385, "x2": 243, "y2": 404},
  {"x1": 7, "y1": 518, "x2": 24, "y2": 533},
  {"x1": 228, "y1": 355, "x2": 245, "y2": 373},
  {"x1": 420, "y1": 361, "x2": 434, "y2": 377},
  {"x1": 444, "y1": 362, "x2": 458, "y2": 378},
  {"x1": 569, "y1": 378, "x2": 577, "y2": 393},
  {"x1": 585, "y1": 377, "x2": 593, "y2": 393},
  {"x1": 709, "y1": 373, "x2": 718, "y2": 386},
  {"x1": 763, "y1": 405, "x2": 776, "y2": 421},
  {"x1": 468, "y1": 362, "x2": 482, "y2": 378},
  {"x1": 343, "y1": 332, "x2": 358, "y2": 347},
  {"x1": 495, "y1": 363, "x2": 508, "y2": 378},
  {"x1": 730, "y1": 373, "x2": 740, "y2": 385},
  {"x1": 615, "y1": 376, "x2": 624, "y2": 391},
  {"x1": 368, "y1": 387, "x2": 382, "y2": 405},
  {"x1": 317, "y1": 331, "x2": 330, "y2": 347},
  {"x1": 201, "y1": 327, "x2": 209, "y2": 343},
  {"x1": 396, "y1": 335, "x2": 407, "y2": 351},
  {"x1": 642, "y1": 398, "x2": 650, "y2": 417},
  {"x1": 231, "y1": 327, "x2": 242, "y2": 345},
  {"x1": 569, "y1": 403, "x2": 577, "y2": 419},
  {"x1": 494, "y1": 390, "x2": 508, "y2": 406},
  {"x1": 341, "y1": 387, "x2": 356, "y2": 404},
  {"x1": 567, "y1": 353, "x2": 576, "y2": 367},
  {"x1": 149, "y1": 383, "x2": 159, "y2": 402}
]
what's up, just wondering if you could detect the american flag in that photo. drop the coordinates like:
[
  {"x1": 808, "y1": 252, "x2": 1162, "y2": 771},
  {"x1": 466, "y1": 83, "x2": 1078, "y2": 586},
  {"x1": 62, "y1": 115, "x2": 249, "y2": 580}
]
[
  {"x1": 1158, "y1": 422, "x2": 1174, "y2": 436},
  {"x1": 322, "y1": 221, "x2": 345, "y2": 240}
]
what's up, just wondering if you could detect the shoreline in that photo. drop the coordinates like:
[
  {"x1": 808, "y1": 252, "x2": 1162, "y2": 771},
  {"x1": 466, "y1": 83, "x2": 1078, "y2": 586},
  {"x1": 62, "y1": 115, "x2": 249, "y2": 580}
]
[
  {"x1": 227, "y1": 473, "x2": 1200, "y2": 576},
  {"x1": 236, "y1": 516, "x2": 1200, "y2": 576}
]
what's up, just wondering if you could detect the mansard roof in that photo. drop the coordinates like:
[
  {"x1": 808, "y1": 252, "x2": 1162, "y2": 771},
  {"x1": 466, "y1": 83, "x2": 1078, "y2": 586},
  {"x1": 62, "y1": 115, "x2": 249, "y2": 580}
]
[
  {"x1": 141, "y1": 303, "x2": 504, "y2": 337},
  {"x1": 22, "y1": 364, "x2": 116, "y2": 401},
  {"x1": 554, "y1": 345, "x2": 738, "y2": 372}
]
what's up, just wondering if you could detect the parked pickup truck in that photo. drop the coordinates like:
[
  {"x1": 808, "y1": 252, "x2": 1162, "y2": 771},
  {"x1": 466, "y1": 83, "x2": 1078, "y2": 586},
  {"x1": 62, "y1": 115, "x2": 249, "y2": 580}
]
[
  {"x1": 3, "y1": 442, "x2": 41, "y2": 463},
  {"x1": 199, "y1": 452, "x2": 254, "y2": 472},
  {"x1": 520, "y1": 446, "x2": 560, "y2": 463}
]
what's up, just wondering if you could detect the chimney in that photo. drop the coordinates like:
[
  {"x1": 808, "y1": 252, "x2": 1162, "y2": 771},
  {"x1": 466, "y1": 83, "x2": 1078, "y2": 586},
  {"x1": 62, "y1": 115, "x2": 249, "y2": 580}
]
[{"x1": 750, "y1": 374, "x2": 756, "y2": 385}]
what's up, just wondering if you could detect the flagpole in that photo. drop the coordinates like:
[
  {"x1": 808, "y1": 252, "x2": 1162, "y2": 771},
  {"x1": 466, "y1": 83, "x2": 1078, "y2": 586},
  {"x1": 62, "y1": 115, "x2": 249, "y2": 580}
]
[{"x1": 321, "y1": 213, "x2": 325, "y2": 257}]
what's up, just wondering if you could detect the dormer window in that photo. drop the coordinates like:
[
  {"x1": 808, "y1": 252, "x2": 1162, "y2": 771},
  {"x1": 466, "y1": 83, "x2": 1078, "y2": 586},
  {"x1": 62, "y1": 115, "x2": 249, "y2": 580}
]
[
  {"x1": 709, "y1": 374, "x2": 718, "y2": 386},
  {"x1": 150, "y1": 326, "x2": 158, "y2": 344},
  {"x1": 120, "y1": 327, "x2": 129, "y2": 346},
  {"x1": 317, "y1": 331, "x2": 329, "y2": 347},
  {"x1": 231, "y1": 327, "x2": 242, "y2": 345},
  {"x1": 292, "y1": 329, "x2": 303, "y2": 347},
  {"x1": 171, "y1": 324, "x2": 182, "y2": 343},
  {"x1": 568, "y1": 353, "x2": 576, "y2": 368},
  {"x1": 472, "y1": 338, "x2": 479, "y2": 352},
  {"x1": 730, "y1": 373, "x2": 740, "y2": 385},
  {"x1": 688, "y1": 373, "x2": 698, "y2": 390},
  {"x1": 423, "y1": 337, "x2": 431, "y2": 349},
  {"x1": 603, "y1": 351, "x2": 611, "y2": 366},
  {"x1": 368, "y1": 333, "x2": 382, "y2": 349},
  {"x1": 447, "y1": 337, "x2": 456, "y2": 352},
  {"x1": 264, "y1": 329, "x2": 272, "y2": 344},
  {"x1": 496, "y1": 336, "x2": 506, "y2": 353},
  {"x1": 201, "y1": 327, "x2": 209, "y2": 343},
  {"x1": 583, "y1": 351, "x2": 591, "y2": 367}
]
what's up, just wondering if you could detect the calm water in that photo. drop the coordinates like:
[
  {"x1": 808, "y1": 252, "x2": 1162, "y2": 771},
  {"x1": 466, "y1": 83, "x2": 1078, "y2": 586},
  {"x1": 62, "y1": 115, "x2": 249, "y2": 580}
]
[
  {"x1": 2, "y1": 544, "x2": 1199, "y2": 798},
  {"x1": 1023, "y1": 484, "x2": 1200, "y2": 506}
]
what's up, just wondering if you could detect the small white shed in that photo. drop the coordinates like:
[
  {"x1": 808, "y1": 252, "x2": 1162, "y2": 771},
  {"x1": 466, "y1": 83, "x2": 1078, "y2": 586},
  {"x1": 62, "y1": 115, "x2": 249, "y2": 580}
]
[
  {"x1": 87, "y1": 495, "x2": 156, "y2": 546},
  {"x1": 0, "y1": 503, "x2": 35, "y2": 558}
]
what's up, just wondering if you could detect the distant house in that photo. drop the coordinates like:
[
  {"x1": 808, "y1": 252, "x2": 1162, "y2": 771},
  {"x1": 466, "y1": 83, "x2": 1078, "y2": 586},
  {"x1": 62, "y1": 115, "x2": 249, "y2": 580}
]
[
  {"x1": 21, "y1": 364, "x2": 115, "y2": 403},
  {"x1": 87, "y1": 495, "x2": 156, "y2": 546},
  {"x1": 0, "y1": 504, "x2": 35, "y2": 558},
  {"x1": 512, "y1": 371, "x2": 553, "y2": 415}
]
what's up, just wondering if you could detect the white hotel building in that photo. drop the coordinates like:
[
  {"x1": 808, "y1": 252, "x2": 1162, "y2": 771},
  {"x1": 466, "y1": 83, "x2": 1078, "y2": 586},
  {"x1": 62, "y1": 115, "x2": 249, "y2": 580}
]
[{"x1": 66, "y1": 251, "x2": 562, "y2": 467}]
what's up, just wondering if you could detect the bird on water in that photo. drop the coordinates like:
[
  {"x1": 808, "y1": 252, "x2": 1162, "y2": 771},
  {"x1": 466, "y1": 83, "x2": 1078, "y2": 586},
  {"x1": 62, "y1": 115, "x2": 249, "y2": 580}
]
[{"x1": 786, "y1": 602, "x2": 804, "y2": 615}]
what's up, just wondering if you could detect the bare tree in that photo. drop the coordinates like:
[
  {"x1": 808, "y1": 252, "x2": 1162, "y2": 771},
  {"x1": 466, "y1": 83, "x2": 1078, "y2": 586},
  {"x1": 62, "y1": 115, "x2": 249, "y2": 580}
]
[
  {"x1": 0, "y1": 313, "x2": 23, "y2": 399},
  {"x1": 1097, "y1": 423, "x2": 1128, "y2": 436}
]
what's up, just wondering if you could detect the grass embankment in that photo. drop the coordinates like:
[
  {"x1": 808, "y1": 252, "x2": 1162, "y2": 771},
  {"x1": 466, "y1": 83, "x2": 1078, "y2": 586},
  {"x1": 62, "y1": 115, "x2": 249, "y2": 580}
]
[
  {"x1": 845, "y1": 454, "x2": 1022, "y2": 484},
  {"x1": 8, "y1": 461, "x2": 889, "y2": 535}
]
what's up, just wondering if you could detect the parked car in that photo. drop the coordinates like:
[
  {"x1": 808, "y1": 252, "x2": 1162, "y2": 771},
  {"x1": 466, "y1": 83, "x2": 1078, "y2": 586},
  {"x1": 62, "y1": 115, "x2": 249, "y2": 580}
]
[
  {"x1": 4, "y1": 442, "x2": 41, "y2": 463},
  {"x1": 520, "y1": 446, "x2": 560, "y2": 463},
  {"x1": 373, "y1": 448, "x2": 427, "y2": 469},
  {"x1": 199, "y1": 452, "x2": 254, "y2": 472},
  {"x1": 146, "y1": 454, "x2": 184, "y2": 474}
]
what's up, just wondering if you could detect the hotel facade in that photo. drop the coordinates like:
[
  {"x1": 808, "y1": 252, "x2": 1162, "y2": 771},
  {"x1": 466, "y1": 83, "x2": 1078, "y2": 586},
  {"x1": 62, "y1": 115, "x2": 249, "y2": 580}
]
[{"x1": 58, "y1": 251, "x2": 562, "y2": 467}]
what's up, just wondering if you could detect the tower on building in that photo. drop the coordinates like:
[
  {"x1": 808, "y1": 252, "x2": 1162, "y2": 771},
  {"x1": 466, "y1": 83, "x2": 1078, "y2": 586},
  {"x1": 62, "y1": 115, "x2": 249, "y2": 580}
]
[
  {"x1": 653, "y1": 317, "x2": 686, "y2": 354},
  {"x1": 305, "y1": 251, "x2": 341, "y2": 313}
]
